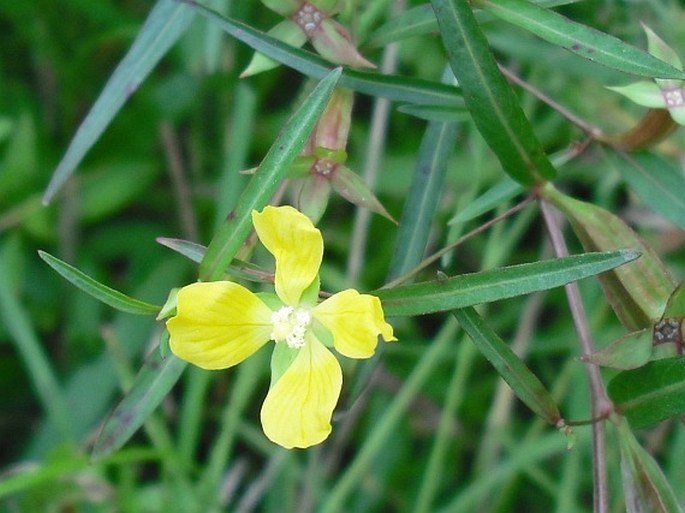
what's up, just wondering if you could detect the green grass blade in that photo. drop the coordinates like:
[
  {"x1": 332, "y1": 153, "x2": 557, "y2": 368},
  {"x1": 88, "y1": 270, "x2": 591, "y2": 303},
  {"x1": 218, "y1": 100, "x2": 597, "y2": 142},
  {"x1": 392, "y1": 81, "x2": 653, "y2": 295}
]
[
  {"x1": 607, "y1": 151, "x2": 685, "y2": 230},
  {"x1": 440, "y1": 432, "x2": 583, "y2": 512},
  {"x1": 38, "y1": 251, "x2": 161, "y2": 315},
  {"x1": 320, "y1": 319, "x2": 456, "y2": 513},
  {"x1": 449, "y1": 177, "x2": 525, "y2": 224},
  {"x1": 27, "y1": 260, "x2": 186, "y2": 457},
  {"x1": 367, "y1": 4, "x2": 436, "y2": 47},
  {"x1": 157, "y1": 237, "x2": 270, "y2": 283},
  {"x1": 0, "y1": 454, "x2": 88, "y2": 499},
  {"x1": 156, "y1": 237, "x2": 207, "y2": 264},
  {"x1": 184, "y1": 1, "x2": 461, "y2": 106},
  {"x1": 92, "y1": 351, "x2": 187, "y2": 459},
  {"x1": 478, "y1": 0, "x2": 685, "y2": 80},
  {"x1": 431, "y1": 0, "x2": 556, "y2": 185},
  {"x1": 397, "y1": 104, "x2": 468, "y2": 123},
  {"x1": 377, "y1": 250, "x2": 639, "y2": 317},
  {"x1": 199, "y1": 67, "x2": 342, "y2": 281},
  {"x1": 453, "y1": 307, "x2": 560, "y2": 424},
  {"x1": 43, "y1": 0, "x2": 195, "y2": 203},
  {"x1": 0, "y1": 246, "x2": 73, "y2": 441},
  {"x1": 388, "y1": 120, "x2": 459, "y2": 280}
]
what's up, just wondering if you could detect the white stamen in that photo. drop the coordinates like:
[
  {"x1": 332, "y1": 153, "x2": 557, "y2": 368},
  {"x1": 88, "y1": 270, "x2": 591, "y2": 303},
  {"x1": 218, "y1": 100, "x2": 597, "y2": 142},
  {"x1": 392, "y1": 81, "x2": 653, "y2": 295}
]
[
  {"x1": 294, "y1": 2, "x2": 324, "y2": 36},
  {"x1": 270, "y1": 306, "x2": 311, "y2": 348},
  {"x1": 313, "y1": 159, "x2": 335, "y2": 176},
  {"x1": 663, "y1": 87, "x2": 684, "y2": 107}
]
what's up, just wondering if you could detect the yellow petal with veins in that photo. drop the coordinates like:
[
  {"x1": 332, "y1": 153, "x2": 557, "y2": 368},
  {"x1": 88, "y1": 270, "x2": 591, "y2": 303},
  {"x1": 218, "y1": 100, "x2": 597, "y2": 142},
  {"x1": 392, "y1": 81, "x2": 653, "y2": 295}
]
[
  {"x1": 260, "y1": 336, "x2": 342, "y2": 449},
  {"x1": 314, "y1": 289, "x2": 396, "y2": 359},
  {"x1": 252, "y1": 206, "x2": 323, "y2": 306},
  {"x1": 167, "y1": 282, "x2": 273, "y2": 370}
]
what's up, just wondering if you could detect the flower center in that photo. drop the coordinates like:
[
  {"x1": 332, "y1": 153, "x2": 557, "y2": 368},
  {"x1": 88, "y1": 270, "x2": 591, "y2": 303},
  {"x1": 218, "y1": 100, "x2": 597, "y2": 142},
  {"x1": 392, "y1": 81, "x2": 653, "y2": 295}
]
[
  {"x1": 313, "y1": 158, "x2": 336, "y2": 176},
  {"x1": 294, "y1": 3, "x2": 324, "y2": 36},
  {"x1": 663, "y1": 87, "x2": 684, "y2": 108},
  {"x1": 270, "y1": 306, "x2": 311, "y2": 348}
]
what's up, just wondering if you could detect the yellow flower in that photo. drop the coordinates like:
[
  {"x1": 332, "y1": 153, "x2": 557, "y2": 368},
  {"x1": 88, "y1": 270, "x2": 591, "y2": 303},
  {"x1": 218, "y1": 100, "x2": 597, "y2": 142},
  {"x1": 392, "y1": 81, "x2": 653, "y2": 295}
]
[{"x1": 167, "y1": 205, "x2": 395, "y2": 449}]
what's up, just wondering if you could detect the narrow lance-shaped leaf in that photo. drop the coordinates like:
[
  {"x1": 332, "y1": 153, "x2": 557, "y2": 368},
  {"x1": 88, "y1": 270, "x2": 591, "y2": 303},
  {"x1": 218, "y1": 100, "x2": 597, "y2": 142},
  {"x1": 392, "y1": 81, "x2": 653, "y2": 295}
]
[
  {"x1": 477, "y1": 0, "x2": 685, "y2": 79},
  {"x1": 38, "y1": 251, "x2": 160, "y2": 315},
  {"x1": 92, "y1": 351, "x2": 187, "y2": 459},
  {"x1": 377, "y1": 250, "x2": 639, "y2": 317},
  {"x1": 368, "y1": 0, "x2": 579, "y2": 47},
  {"x1": 156, "y1": 237, "x2": 269, "y2": 283},
  {"x1": 581, "y1": 329, "x2": 653, "y2": 370},
  {"x1": 453, "y1": 307, "x2": 561, "y2": 424},
  {"x1": 609, "y1": 356, "x2": 685, "y2": 430},
  {"x1": 184, "y1": 1, "x2": 462, "y2": 106},
  {"x1": 615, "y1": 417, "x2": 683, "y2": 513},
  {"x1": 431, "y1": 0, "x2": 556, "y2": 185},
  {"x1": 331, "y1": 166, "x2": 396, "y2": 223},
  {"x1": 397, "y1": 103, "x2": 469, "y2": 123},
  {"x1": 606, "y1": 151, "x2": 685, "y2": 231},
  {"x1": 388, "y1": 120, "x2": 458, "y2": 280},
  {"x1": 200, "y1": 68, "x2": 342, "y2": 281},
  {"x1": 542, "y1": 184, "x2": 675, "y2": 331},
  {"x1": 449, "y1": 177, "x2": 525, "y2": 225},
  {"x1": 43, "y1": 0, "x2": 195, "y2": 203}
]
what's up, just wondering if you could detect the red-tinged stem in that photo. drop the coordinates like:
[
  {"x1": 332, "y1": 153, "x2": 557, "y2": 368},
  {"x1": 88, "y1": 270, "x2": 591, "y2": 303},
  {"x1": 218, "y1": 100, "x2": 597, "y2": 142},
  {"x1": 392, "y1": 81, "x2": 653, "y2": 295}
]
[{"x1": 540, "y1": 199, "x2": 611, "y2": 513}]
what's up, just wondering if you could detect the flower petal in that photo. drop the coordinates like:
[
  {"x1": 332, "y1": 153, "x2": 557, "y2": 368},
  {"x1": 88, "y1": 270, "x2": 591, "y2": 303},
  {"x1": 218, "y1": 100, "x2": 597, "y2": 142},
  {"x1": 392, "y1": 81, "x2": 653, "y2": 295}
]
[
  {"x1": 252, "y1": 206, "x2": 323, "y2": 306},
  {"x1": 607, "y1": 82, "x2": 666, "y2": 109},
  {"x1": 261, "y1": 336, "x2": 342, "y2": 449},
  {"x1": 240, "y1": 20, "x2": 307, "y2": 78},
  {"x1": 311, "y1": 19, "x2": 375, "y2": 69},
  {"x1": 167, "y1": 282, "x2": 273, "y2": 370},
  {"x1": 314, "y1": 289, "x2": 396, "y2": 359},
  {"x1": 669, "y1": 104, "x2": 685, "y2": 126}
]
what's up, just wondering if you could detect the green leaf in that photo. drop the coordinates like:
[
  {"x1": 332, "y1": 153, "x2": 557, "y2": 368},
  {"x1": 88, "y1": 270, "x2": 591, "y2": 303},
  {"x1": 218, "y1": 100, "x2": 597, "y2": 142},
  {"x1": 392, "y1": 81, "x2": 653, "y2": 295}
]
[
  {"x1": 449, "y1": 177, "x2": 525, "y2": 225},
  {"x1": 607, "y1": 151, "x2": 685, "y2": 231},
  {"x1": 157, "y1": 238, "x2": 271, "y2": 283},
  {"x1": 477, "y1": 0, "x2": 685, "y2": 80},
  {"x1": 606, "y1": 82, "x2": 666, "y2": 109},
  {"x1": 43, "y1": 0, "x2": 195, "y2": 204},
  {"x1": 453, "y1": 307, "x2": 560, "y2": 424},
  {"x1": 663, "y1": 281, "x2": 685, "y2": 318},
  {"x1": 542, "y1": 184, "x2": 675, "y2": 331},
  {"x1": 615, "y1": 418, "x2": 683, "y2": 513},
  {"x1": 199, "y1": 68, "x2": 342, "y2": 281},
  {"x1": 397, "y1": 103, "x2": 469, "y2": 123},
  {"x1": 609, "y1": 356, "x2": 685, "y2": 429},
  {"x1": 431, "y1": 0, "x2": 556, "y2": 185},
  {"x1": 185, "y1": 1, "x2": 462, "y2": 106},
  {"x1": 377, "y1": 250, "x2": 639, "y2": 317},
  {"x1": 580, "y1": 329, "x2": 653, "y2": 370},
  {"x1": 92, "y1": 351, "x2": 187, "y2": 459},
  {"x1": 330, "y1": 165, "x2": 396, "y2": 223},
  {"x1": 643, "y1": 24, "x2": 683, "y2": 72},
  {"x1": 367, "y1": 0, "x2": 579, "y2": 47},
  {"x1": 367, "y1": 4, "x2": 437, "y2": 47},
  {"x1": 38, "y1": 251, "x2": 160, "y2": 315},
  {"x1": 388, "y1": 120, "x2": 458, "y2": 280},
  {"x1": 0, "y1": 243, "x2": 73, "y2": 442},
  {"x1": 156, "y1": 237, "x2": 207, "y2": 264}
]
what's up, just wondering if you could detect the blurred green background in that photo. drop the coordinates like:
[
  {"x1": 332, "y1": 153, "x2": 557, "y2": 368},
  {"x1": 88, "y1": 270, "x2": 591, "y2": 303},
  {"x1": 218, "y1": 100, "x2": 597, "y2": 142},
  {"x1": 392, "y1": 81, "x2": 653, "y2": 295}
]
[{"x1": 2, "y1": 1, "x2": 685, "y2": 512}]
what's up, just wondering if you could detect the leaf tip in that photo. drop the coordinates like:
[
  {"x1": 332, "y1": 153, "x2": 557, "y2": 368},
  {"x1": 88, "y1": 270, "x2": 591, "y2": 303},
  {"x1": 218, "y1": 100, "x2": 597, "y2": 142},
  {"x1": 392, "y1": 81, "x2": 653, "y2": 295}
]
[{"x1": 620, "y1": 249, "x2": 642, "y2": 263}]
